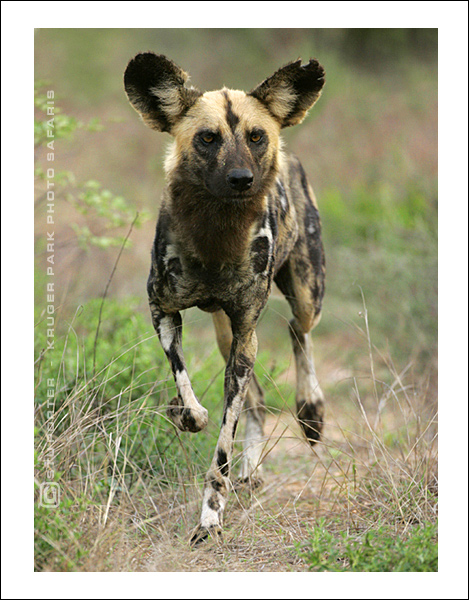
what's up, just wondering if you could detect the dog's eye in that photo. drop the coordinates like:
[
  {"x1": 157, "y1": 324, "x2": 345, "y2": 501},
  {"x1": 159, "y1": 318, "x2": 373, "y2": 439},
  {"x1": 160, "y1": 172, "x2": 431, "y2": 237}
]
[
  {"x1": 201, "y1": 133, "x2": 215, "y2": 144},
  {"x1": 250, "y1": 132, "x2": 263, "y2": 143}
]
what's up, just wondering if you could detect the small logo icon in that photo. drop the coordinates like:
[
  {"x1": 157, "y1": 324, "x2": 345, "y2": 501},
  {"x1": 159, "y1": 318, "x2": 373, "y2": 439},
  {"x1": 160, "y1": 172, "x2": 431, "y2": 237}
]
[{"x1": 39, "y1": 482, "x2": 60, "y2": 508}]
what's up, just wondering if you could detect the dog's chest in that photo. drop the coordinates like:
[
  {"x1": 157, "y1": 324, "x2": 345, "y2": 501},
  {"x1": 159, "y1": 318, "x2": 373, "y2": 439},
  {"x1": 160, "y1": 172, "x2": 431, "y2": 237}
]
[
  {"x1": 159, "y1": 236, "x2": 272, "y2": 313},
  {"x1": 150, "y1": 185, "x2": 299, "y2": 314}
]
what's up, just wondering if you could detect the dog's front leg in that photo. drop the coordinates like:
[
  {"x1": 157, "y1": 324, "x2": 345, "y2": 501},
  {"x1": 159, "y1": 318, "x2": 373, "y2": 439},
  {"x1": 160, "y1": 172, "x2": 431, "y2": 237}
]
[
  {"x1": 149, "y1": 300, "x2": 208, "y2": 433},
  {"x1": 191, "y1": 320, "x2": 258, "y2": 544}
]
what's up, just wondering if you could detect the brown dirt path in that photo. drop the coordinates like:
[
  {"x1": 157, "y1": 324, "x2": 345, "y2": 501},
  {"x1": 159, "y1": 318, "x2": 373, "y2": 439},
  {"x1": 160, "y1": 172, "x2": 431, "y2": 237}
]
[{"x1": 145, "y1": 412, "x2": 345, "y2": 572}]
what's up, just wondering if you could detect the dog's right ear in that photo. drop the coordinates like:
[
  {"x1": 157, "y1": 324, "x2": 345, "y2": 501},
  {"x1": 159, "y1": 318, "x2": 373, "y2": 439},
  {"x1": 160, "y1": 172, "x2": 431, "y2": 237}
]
[{"x1": 124, "y1": 53, "x2": 202, "y2": 133}]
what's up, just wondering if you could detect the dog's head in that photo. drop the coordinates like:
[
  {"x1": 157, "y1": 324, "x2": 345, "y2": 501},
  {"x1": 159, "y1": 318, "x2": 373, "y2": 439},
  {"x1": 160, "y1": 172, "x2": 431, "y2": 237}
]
[{"x1": 124, "y1": 53, "x2": 325, "y2": 200}]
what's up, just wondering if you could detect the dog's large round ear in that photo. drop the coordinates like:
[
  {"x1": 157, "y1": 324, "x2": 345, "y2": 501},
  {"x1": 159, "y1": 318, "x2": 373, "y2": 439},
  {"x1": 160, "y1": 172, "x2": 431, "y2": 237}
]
[
  {"x1": 249, "y1": 59, "x2": 325, "y2": 128},
  {"x1": 124, "y1": 52, "x2": 202, "y2": 133}
]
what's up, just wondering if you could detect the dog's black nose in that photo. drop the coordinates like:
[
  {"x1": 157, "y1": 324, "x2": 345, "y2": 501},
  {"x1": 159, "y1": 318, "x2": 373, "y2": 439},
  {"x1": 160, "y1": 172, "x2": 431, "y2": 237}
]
[{"x1": 227, "y1": 169, "x2": 254, "y2": 192}]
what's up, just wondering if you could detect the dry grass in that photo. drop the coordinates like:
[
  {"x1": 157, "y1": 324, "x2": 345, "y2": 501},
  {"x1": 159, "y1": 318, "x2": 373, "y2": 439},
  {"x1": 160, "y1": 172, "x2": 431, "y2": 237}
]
[
  {"x1": 35, "y1": 339, "x2": 437, "y2": 571},
  {"x1": 144, "y1": 386, "x2": 436, "y2": 572}
]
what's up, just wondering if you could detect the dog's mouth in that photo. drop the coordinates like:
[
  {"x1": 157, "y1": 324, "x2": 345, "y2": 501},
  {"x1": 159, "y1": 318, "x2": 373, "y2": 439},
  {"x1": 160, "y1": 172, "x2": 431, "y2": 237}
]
[
  {"x1": 221, "y1": 190, "x2": 256, "y2": 203},
  {"x1": 203, "y1": 184, "x2": 257, "y2": 204}
]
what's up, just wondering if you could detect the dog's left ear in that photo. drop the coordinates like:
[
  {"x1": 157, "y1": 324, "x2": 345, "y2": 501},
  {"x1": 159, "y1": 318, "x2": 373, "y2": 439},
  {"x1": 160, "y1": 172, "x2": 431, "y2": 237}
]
[
  {"x1": 124, "y1": 52, "x2": 202, "y2": 133},
  {"x1": 249, "y1": 59, "x2": 325, "y2": 128}
]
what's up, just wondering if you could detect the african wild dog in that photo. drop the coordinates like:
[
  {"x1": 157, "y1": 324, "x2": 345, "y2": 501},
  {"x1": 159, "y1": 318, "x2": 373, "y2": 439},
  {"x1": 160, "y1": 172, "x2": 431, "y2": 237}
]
[{"x1": 124, "y1": 53, "x2": 326, "y2": 544}]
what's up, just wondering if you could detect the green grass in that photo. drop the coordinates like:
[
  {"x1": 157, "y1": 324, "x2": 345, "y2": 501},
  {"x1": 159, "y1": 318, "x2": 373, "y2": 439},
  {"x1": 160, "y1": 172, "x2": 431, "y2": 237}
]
[
  {"x1": 297, "y1": 519, "x2": 438, "y2": 572},
  {"x1": 34, "y1": 296, "x2": 223, "y2": 478}
]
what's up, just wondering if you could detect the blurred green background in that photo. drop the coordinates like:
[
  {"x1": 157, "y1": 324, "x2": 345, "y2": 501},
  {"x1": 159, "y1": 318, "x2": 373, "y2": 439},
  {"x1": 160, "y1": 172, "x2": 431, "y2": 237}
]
[{"x1": 34, "y1": 27, "x2": 437, "y2": 408}]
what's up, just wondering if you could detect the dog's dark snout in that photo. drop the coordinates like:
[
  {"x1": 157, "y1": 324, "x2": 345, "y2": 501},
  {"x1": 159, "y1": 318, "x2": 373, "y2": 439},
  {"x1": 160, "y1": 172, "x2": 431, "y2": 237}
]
[{"x1": 227, "y1": 168, "x2": 254, "y2": 192}]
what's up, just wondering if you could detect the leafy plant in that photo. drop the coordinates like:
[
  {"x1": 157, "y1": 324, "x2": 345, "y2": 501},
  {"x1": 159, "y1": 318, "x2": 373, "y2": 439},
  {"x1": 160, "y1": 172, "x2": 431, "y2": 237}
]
[{"x1": 34, "y1": 82, "x2": 149, "y2": 250}]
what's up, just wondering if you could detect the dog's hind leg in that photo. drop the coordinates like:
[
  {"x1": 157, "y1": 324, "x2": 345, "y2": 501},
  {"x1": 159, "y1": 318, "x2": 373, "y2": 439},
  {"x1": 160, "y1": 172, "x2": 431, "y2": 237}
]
[
  {"x1": 288, "y1": 316, "x2": 325, "y2": 445},
  {"x1": 212, "y1": 310, "x2": 266, "y2": 486},
  {"x1": 149, "y1": 301, "x2": 208, "y2": 433},
  {"x1": 274, "y1": 245, "x2": 325, "y2": 446}
]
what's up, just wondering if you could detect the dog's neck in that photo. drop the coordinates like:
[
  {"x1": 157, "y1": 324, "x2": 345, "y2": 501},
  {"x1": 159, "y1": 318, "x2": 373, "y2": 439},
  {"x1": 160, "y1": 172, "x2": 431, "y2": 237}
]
[{"x1": 168, "y1": 183, "x2": 267, "y2": 268}]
